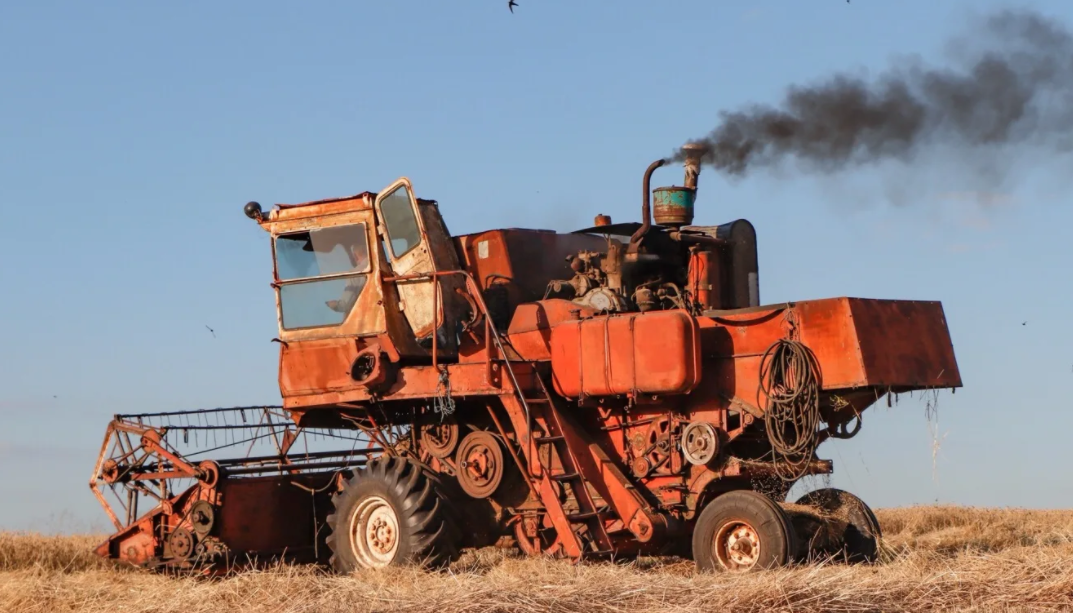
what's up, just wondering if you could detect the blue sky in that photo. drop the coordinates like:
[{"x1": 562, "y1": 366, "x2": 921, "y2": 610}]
[{"x1": 1, "y1": 0, "x2": 1070, "y2": 532}]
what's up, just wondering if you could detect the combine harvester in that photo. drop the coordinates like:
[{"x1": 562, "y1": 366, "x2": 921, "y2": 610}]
[{"x1": 90, "y1": 149, "x2": 961, "y2": 573}]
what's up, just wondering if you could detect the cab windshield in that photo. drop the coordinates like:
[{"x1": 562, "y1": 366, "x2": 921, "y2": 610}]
[{"x1": 274, "y1": 224, "x2": 370, "y2": 330}]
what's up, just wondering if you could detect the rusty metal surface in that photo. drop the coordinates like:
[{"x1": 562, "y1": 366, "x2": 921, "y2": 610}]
[
  {"x1": 503, "y1": 299, "x2": 596, "y2": 362},
  {"x1": 549, "y1": 309, "x2": 702, "y2": 399},
  {"x1": 213, "y1": 473, "x2": 335, "y2": 558},
  {"x1": 283, "y1": 361, "x2": 538, "y2": 409},
  {"x1": 842, "y1": 298, "x2": 962, "y2": 388},
  {"x1": 117, "y1": 168, "x2": 964, "y2": 570},
  {"x1": 454, "y1": 228, "x2": 610, "y2": 303},
  {"x1": 688, "y1": 249, "x2": 718, "y2": 310},
  {"x1": 374, "y1": 179, "x2": 447, "y2": 342},
  {"x1": 628, "y1": 159, "x2": 668, "y2": 255},
  {"x1": 90, "y1": 407, "x2": 376, "y2": 571},
  {"x1": 696, "y1": 298, "x2": 961, "y2": 406}
]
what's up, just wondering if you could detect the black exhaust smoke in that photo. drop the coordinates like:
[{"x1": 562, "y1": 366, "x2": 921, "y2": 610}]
[{"x1": 675, "y1": 9, "x2": 1073, "y2": 181}]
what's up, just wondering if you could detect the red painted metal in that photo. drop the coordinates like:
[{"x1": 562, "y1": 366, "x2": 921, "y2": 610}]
[
  {"x1": 549, "y1": 309, "x2": 703, "y2": 400},
  {"x1": 92, "y1": 168, "x2": 963, "y2": 572}
]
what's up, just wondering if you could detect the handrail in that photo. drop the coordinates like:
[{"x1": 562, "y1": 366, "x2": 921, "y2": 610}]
[{"x1": 383, "y1": 269, "x2": 534, "y2": 448}]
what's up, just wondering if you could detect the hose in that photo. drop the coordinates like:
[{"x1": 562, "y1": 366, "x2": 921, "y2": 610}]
[{"x1": 757, "y1": 338, "x2": 822, "y2": 481}]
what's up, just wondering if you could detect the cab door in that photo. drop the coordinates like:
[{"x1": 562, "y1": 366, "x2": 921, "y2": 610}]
[{"x1": 374, "y1": 178, "x2": 443, "y2": 342}]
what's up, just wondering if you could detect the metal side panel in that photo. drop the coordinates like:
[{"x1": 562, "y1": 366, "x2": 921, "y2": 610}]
[
  {"x1": 796, "y1": 297, "x2": 961, "y2": 390},
  {"x1": 847, "y1": 298, "x2": 962, "y2": 389}
]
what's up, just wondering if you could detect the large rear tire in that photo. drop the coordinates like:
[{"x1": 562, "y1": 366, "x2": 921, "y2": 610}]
[
  {"x1": 692, "y1": 490, "x2": 796, "y2": 572},
  {"x1": 326, "y1": 456, "x2": 461, "y2": 572},
  {"x1": 793, "y1": 487, "x2": 881, "y2": 563}
]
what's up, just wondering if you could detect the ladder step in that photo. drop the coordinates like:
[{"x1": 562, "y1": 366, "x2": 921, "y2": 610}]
[
  {"x1": 552, "y1": 472, "x2": 580, "y2": 481},
  {"x1": 588, "y1": 549, "x2": 616, "y2": 557},
  {"x1": 523, "y1": 397, "x2": 550, "y2": 403},
  {"x1": 534, "y1": 435, "x2": 564, "y2": 443},
  {"x1": 567, "y1": 510, "x2": 601, "y2": 521}
]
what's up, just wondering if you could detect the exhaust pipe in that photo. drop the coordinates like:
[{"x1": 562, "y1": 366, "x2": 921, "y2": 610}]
[
  {"x1": 629, "y1": 158, "x2": 668, "y2": 252},
  {"x1": 682, "y1": 143, "x2": 703, "y2": 190}
]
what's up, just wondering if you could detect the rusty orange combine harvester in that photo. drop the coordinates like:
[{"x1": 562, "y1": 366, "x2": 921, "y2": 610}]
[{"x1": 91, "y1": 149, "x2": 961, "y2": 573}]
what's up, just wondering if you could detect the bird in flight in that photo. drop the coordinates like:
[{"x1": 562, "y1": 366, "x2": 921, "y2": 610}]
[
  {"x1": 205, "y1": 325, "x2": 216, "y2": 338},
  {"x1": 508, "y1": 0, "x2": 517, "y2": 13}
]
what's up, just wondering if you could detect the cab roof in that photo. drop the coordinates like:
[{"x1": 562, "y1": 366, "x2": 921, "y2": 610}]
[{"x1": 261, "y1": 191, "x2": 439, "y2": 224}]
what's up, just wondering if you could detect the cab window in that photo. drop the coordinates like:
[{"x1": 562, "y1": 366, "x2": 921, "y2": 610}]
[
  {"x1": 274, "y1": 224, "x2": 370, "y2": 330},
  {"x1": 379, "y1": 186, "x2": 422, "y2": 258}
]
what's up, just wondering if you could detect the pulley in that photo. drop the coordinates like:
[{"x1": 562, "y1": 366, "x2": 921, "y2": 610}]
[
  {"x1": 420, "y1": 419, "x2": 460, "y2": 459},
  {"x1": 189, "y1": 500, "x2": 216, "y2": 537},
  {"x1": 167, "y1": 527, "x2": 195, "y2": 560},
  {"x1": 681, "y1": 421, "x2": 722, "y2": 466},
  {"x1": 455, "y1": 431, "x2": 505, "y2": 498}
]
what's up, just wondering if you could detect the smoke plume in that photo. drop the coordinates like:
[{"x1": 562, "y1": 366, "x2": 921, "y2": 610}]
[{"x1": 677, "y1": 10, "x2": 1073, "y2": 179}]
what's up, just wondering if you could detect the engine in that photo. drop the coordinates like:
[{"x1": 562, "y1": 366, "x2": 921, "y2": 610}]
[
  {"x1": 546, "y1": 242, "x2": 693, "y2": 314},
  {"x1": 545, "y1": 144, "x2": 749, "y2": 315}
]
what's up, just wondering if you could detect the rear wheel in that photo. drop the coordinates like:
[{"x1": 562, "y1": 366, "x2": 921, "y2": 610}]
[
  {"x1": 326, "y1": 456, "x2": 461, "y2": 572},
  {"x1": 793, "y1": 488, "x2": 881, "y2": 563},
  {"x1": 692, "y1": 490, "x2": 796, "y2": 572}
]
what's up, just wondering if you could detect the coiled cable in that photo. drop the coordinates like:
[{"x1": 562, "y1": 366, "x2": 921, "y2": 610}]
[{"x1": 758, "y1": 338, "x2": 822, "y2": 481}]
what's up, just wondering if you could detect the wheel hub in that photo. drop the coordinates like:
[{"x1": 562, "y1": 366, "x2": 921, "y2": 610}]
[
  {"x1": 714, "y1": 521, "x2": 761, "y2": 570},
  {"x1": 368, "y1": 515, "x2": 396, "y2": 554},
  {"x1": 350, "y1": 495, "x2": 400, "y2": 567}
]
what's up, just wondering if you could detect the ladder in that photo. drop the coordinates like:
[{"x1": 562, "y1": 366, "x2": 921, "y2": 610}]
[
  {"x1": 476, "y1": 308, "x2": 618, "y2": 559},
  {"x1": 523, "y1": 375, "x2": 616, "y2": 559}
]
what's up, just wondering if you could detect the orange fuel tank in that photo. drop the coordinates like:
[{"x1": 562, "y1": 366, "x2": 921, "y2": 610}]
[{"x1": 549, "y1": 309, "x2": 702, "y2": 400}]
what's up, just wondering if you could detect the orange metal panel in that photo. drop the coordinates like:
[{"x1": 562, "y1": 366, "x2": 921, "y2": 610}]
[
  {"x1": 847, "y1": 298, "x2": 961, "y2": 388},
  {"x1": 693, "y1": 297, "x2": 961, "y2": 417},
  {"x1": 795, "y1": 297, "x2": 962, "y2": 389},
  {"x1": 505, "y1": 299, "x2": 596, "y2": 362},
  {"x1": 454, "y1": 229, "x2": 612, "y2": 299},
  {"x1": 279, "y1": 338, "x2": 361, "y2": 396},
  {"x1": 214, "y1": 473, "x2": 332, "y2": 557},
  {"x1": 550, "y1": 310, "x2": 702, "y2": 399},
  {"x1": 283, "y1": 361, "x2": 539, "y2": 410},
  {"x1": 794, "y1": 298, "x2": 870, "y2": 389}
]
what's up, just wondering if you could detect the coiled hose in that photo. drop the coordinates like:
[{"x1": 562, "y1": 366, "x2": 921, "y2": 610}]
[{"x1": 758, "y1": 338, "x2": 822, "y2": 481}]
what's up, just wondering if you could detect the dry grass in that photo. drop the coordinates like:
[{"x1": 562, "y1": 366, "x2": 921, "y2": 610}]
[{"x1": 2, "y1": 506, "x2": 1072, "y2": 613}]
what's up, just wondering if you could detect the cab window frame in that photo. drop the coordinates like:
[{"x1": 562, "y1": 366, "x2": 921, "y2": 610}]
[
  {"x1": 271, "y1": 222, "x2": 373, "y2": 331},
  {"x1": 378, "y1": 185, "x2": 424, "y2": 260}
]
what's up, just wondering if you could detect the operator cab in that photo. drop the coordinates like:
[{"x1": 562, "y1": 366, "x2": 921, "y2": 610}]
[{"x1": 244, "y1": 178, "x2": 468, "y2": 404}]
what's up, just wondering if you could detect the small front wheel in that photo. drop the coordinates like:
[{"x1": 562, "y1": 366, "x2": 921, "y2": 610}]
[{"x1": 692, "y1": 490, "x2": 796, "y2": 572}]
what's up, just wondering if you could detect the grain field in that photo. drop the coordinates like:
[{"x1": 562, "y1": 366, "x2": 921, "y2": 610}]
[{"x1": 1, "y1": 506, "x2": 1072, "y2": 613}]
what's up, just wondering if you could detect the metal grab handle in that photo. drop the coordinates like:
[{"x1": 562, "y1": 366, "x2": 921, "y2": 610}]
[{"x1": 384, "y1": 269, "x2": 533, "y2": 448}]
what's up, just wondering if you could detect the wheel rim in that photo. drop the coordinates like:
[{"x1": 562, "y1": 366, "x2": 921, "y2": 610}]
[
  {"x1": 714, "y1": 520, "x2": 762, "y2": 570},
  {"x1": 350, "y1": 495, "x2": 400, "y2": 568}
]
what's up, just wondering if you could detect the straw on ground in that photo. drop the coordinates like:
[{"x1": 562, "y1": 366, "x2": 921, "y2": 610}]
[{"x1": 2, "y1": 506, "x2": 1072, "y2": 613}]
